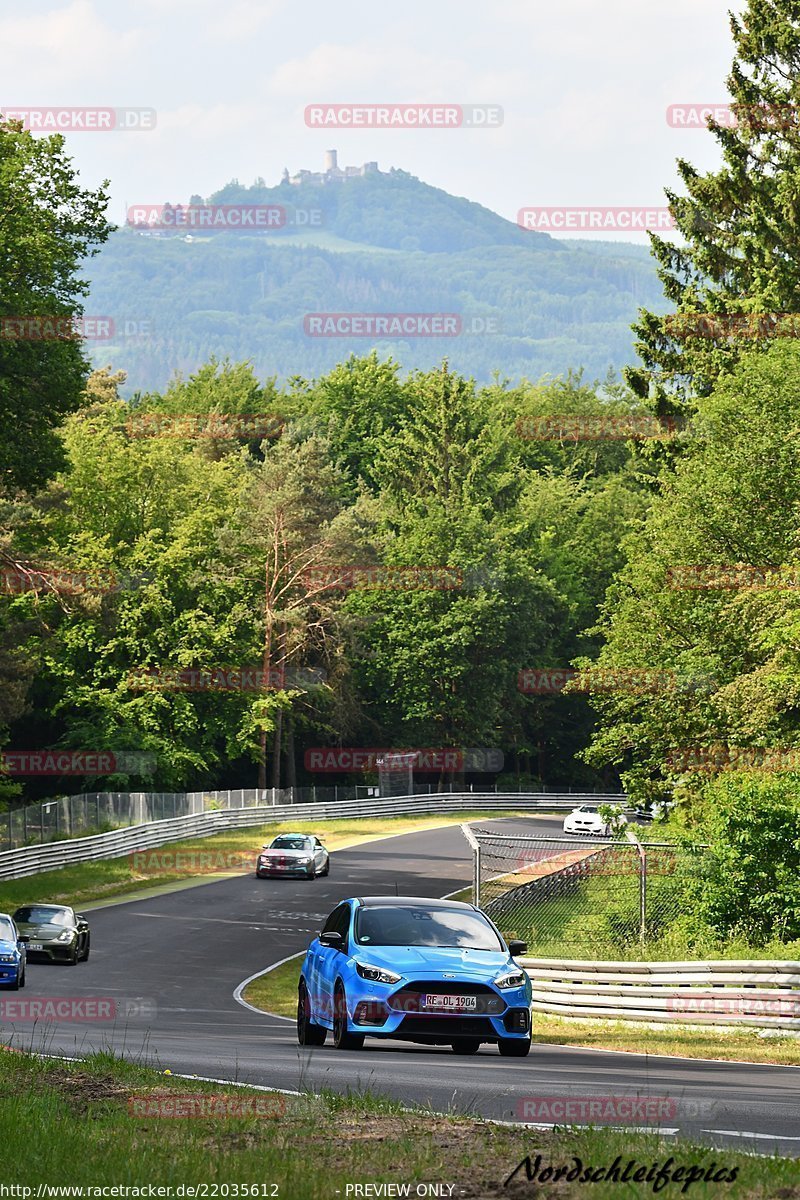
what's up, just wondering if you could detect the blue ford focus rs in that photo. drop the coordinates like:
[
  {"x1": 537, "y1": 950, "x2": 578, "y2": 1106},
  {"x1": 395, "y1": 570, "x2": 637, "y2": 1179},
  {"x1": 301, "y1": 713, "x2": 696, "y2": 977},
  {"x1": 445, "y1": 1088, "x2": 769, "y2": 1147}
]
[
  {"x1": 297, "y1": 896, "x2": 532, "y2": 1056},
  {"x1": 0, "y1": 912, "x2": 27, "y2": 990}
]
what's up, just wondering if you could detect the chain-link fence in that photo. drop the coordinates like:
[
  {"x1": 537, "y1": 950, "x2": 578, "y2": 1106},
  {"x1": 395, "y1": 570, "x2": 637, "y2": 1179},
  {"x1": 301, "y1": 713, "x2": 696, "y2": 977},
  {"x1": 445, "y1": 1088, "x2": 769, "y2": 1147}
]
[
  {"x1": 466, "y1": 828, "x2": 701, "y2": 959},
  {"x1": 1, "y1": 781, "x2": 617, "y2": 850}
]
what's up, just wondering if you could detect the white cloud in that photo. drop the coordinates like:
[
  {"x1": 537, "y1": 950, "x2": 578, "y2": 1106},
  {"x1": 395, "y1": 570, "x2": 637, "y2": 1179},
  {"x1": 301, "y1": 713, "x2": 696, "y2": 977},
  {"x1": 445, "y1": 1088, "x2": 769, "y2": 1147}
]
[{"x1": 0, "y1": 1, "x2": 142, "y2": 87}]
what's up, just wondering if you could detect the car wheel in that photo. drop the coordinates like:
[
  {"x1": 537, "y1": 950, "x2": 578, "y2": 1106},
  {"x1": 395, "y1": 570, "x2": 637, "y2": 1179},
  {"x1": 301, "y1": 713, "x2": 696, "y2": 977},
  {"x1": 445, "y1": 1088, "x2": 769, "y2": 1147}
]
[
  {"x1": 321, "y1": 859, "x2": 330, "y2": 876},
  {"x1": 8, "y1": 971, "x2": 20, "y2": 991},
  {"x1": 18, "y1": 965, "x2": 25, "y2": 989},
  {"x1": 306, "y1": 865, "x2": 315, "y2": 879},
  {"x1": 297, "y1": 981, "x2": 326, "y2": 1047},
  {"x1": 66, "y1": 945, "x2": 79, "y2": 965},
  {"x1": 80, "y1": 935, "x2": 91, "y2": 962},
  {"x1": 498, "y1": 1036, "x2": 531, "y2": 1057},
  {"x1": 332, "y1": 983, "x2": 364, "y2": 1050},
  {"x1": 451, "y1": 1038, "x2": 481, "y2": 1055}
]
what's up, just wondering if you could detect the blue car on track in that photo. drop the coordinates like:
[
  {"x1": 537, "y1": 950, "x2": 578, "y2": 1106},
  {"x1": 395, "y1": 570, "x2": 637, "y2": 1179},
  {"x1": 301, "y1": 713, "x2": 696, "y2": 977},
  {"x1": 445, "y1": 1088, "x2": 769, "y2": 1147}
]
[
  {"x1": 297, "y1": 896, "x2": 532, "y2": 1056},
  {"x1": 0, "y1": 912, "x2": 27, "y2": 990}
]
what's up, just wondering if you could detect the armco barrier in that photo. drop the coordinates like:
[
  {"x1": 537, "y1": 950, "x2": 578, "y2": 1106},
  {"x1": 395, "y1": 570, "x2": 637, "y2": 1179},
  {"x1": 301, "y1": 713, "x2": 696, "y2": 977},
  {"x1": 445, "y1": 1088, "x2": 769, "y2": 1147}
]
[
  {"x1": 520, "y1": 957, "x2": 800, "y2": 1031},
  {"x1": 0, "y1": 793, "x2": 625, "y2": 881}
]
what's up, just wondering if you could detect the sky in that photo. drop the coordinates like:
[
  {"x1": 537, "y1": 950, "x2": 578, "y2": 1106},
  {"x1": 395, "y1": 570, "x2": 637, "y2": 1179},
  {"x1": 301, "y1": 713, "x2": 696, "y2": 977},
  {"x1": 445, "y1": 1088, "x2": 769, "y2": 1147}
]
[{"x1": 0, "y1": 0, "x2": 746, "y2": 240}]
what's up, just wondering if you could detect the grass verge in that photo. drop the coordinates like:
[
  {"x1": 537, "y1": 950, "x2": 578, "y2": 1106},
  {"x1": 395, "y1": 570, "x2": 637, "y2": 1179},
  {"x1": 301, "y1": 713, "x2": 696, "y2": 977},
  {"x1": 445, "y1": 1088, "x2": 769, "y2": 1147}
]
[
  {"x1": 0, "y1": 810, "x2": 537, "y2": 913},
  {"x1": 244, "y1": 956, "x2": 800, "y2": 1067},
  {"x1": 0, "y1": 1049, "x2": 796, "y2": 1198}
]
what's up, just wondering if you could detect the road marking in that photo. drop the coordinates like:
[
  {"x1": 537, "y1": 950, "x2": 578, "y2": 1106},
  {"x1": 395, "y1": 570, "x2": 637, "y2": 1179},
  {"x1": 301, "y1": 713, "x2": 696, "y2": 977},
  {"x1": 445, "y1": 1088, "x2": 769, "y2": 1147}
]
[
  {"x1": 127, "y1": 911, "x2": 313, "y2": 931},
  {"x1": 233, "y1": 952, "x2": 303, "y2": 1023},
  {"x1": 702, "y1": 1129, "x2": 800, "y2": 1141}
]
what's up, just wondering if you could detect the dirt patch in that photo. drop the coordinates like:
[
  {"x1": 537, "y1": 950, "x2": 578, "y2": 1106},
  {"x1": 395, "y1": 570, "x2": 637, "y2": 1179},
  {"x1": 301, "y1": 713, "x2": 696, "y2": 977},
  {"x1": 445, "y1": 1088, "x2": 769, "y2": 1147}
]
[{"x1": 28, "y1": 1063, "x2": 134, "y2": 1115}]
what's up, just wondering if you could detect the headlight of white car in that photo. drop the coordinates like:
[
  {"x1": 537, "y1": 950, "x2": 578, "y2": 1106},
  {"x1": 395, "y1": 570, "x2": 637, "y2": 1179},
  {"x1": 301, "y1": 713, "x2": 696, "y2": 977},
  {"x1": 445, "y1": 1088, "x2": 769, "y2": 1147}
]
[
  {"x1": 494, "y1": 969, "x2": 527, "y2": 989},
  {"x1": 356, "y1": 962, "x2": 402, "y2": 984}
]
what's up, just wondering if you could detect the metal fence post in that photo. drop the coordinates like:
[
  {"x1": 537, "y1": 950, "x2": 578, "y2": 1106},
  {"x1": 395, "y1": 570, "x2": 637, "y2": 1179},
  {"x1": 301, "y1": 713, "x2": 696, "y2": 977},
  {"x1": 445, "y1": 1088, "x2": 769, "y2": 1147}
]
[{"x1": 638, "y1": 842, "x2": 647, "y2": 945}]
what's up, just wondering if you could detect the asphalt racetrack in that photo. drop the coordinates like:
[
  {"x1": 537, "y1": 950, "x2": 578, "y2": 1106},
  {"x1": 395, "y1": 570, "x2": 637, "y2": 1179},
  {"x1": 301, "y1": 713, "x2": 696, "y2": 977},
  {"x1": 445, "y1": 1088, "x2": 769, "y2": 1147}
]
[{"x1": 3, "y1": 817, "x2": 799, "y2": 1155}]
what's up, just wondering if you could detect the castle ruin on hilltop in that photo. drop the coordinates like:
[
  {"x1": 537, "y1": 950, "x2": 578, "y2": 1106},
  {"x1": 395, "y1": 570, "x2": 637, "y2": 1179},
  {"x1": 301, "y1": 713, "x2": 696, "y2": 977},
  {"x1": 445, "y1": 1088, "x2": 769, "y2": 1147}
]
[{"x1": 283, "y1": 149, "x2": 380, "y2": 186}]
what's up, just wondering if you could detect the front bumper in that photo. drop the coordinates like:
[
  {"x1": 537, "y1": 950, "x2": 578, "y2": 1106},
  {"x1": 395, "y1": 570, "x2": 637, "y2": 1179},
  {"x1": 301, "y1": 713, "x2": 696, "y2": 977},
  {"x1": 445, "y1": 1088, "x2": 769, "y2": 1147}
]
[
  {"x1": 344, "y1": 979, "x2": 532, "y2": 1042},
  {"x1": 0, "y1": 962, "x2": 22, "y2": 985},
  {"x1": 23, "y1": 941, "x2": 76, "y2": 962},
  {"x1": 256, "y1": 860, "x2": 313, "y2": 877}
]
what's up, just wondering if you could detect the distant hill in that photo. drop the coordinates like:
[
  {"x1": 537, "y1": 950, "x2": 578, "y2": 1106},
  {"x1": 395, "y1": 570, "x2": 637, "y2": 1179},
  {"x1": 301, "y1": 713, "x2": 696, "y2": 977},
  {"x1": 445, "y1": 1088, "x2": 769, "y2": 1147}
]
[{"x1": 87, "y1": 168, "x2": 666, "y2": 392}]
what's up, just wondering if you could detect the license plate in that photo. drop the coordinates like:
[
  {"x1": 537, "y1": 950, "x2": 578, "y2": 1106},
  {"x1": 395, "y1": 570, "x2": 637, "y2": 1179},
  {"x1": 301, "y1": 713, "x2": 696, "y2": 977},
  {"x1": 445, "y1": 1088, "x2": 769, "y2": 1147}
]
[
  {"x1": 424, "y1": 994, "x2": 477, "y2": 1011},
  {"x1": 29, "y1": 943, "x2": 43, "y2": 951}
]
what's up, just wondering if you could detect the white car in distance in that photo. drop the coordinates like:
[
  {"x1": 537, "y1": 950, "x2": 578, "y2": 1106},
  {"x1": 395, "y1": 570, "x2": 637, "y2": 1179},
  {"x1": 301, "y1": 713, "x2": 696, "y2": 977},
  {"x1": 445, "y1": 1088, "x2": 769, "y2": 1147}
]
[{"x1": 563, "y1": 804, "x2": 627, "y2": 837}]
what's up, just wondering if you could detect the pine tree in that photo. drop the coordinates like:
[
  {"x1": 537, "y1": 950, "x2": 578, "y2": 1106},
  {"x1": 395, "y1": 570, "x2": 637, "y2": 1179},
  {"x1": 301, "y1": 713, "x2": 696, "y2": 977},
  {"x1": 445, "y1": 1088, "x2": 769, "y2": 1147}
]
[{"x1": 627, "y1": 0, "x2": 800, "y2": 414}]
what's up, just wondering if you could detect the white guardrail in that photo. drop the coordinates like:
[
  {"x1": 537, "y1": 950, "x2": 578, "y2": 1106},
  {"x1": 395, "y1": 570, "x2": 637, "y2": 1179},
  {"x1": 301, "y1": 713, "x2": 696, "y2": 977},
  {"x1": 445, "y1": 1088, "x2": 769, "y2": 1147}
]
[
  {"x1": 520, "y1": 957, "x2": 800, "y2": 1030},
  {"x1": 0, "y1": 792, "x2": 624, "y2": 882}
]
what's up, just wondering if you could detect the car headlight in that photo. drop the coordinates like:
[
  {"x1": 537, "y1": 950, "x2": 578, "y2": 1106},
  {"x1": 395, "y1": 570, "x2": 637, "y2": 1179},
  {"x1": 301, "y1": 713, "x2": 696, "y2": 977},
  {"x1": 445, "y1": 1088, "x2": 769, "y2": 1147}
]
[
  {"x1": 297, "y1": 857, "x2": 312, "y2": 864},
  {"x1": 356, "y1": 962, "x2": 402, "y2": 984},
  {"x1": 0, "y1": 954, "x2": 15, "y2": 963},
  {"x1": 56, "y1": 930, "x2": 75, "y2": 943},
  {"x1": 494, "y1": 969, "x2": 526, "y2": 990}
]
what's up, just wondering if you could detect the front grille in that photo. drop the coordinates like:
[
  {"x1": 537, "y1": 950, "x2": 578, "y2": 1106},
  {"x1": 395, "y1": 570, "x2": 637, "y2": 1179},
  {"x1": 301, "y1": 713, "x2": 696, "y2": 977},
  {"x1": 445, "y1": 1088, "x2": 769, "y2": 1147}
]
[
  {"x1": 398, "y1": 1015, "x2": 495, "y2": 1038},
  {"x1": 391, "y1": 980, "x2": 505, "y2": 1016}
]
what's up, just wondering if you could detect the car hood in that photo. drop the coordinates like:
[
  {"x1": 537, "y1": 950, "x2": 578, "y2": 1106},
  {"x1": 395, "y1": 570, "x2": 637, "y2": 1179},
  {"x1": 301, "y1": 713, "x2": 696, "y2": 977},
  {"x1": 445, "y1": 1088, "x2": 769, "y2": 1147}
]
[
  {"x1": 351, "y1": 945, "x2": 513, "y2": 979},
  {"x1": 260, "y1": 848, "x2": 312, "y2": 859},
  {"x1": 15, "y1": 921, "x2": 74, "y2": 939}
]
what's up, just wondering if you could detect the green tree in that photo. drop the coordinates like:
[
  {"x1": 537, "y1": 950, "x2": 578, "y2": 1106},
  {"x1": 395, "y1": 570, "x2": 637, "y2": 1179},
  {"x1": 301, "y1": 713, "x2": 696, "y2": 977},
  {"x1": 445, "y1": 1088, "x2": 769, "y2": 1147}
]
[
  {"x1": 584, "y1": 342, "x2": 800, "y2": 801},
  {"x1": 628, "y1": 1, "x2": 800, "y2": 414},
  {"x1": 0, "y1": 118, "x2": 110, "y2": 489}
]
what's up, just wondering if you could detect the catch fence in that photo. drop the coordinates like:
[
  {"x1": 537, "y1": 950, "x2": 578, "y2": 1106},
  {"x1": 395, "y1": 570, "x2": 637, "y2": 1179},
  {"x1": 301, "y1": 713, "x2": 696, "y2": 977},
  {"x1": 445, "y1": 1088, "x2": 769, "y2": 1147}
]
[{"x1": 464, "y1": 826, "x2": 702, "y2": 957}]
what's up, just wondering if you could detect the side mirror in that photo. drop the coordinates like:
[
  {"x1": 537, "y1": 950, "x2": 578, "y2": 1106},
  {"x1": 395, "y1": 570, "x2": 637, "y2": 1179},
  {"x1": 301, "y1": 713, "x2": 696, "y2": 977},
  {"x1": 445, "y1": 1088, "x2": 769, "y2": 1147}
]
[
  {"x1": 508, "y1": 939, "x2": 528, "y2": 956},
  {"x1": 319, "y1": 931, "x2": 343, "y2": 949}
]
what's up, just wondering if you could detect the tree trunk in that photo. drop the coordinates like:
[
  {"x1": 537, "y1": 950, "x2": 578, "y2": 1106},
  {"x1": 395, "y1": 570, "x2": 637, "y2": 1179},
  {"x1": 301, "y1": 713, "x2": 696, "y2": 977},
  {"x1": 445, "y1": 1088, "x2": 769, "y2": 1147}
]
[
  {"x1": 271, "y1": 707, "x2": 283, "y2": 789},
  {"x1": 286, "y1": 716, "x2": 296, "y2": 791}
]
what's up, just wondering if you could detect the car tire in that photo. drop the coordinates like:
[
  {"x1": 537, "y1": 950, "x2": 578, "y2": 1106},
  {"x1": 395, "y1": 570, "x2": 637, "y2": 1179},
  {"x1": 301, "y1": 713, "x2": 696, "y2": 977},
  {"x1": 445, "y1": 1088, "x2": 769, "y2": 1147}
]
[
  {"x1": 321, "y1": 860, "x2": 330, "y2": 876},
  {"x1": 9, "y1": 971, "x2": 20, "y2": 991},
  {"x1": 66, "y1": 945, "x2": 79, "y2": 965},
  {"x1": 306, "y1": 865, "x2": 315, "y2": 879},
  {"x1": 498, "y1": 1036, "x2": 531, "y2": 1058},
  {"x1": 332, "y1": 983, "x2": 364, "y2": 1051},
  {"x1": 297, "y1": 981, "x2": 326, "y2": 1047},
  {"x1": 450, "y1": 1038, "x2": 481, "y2": 1055},
  {"x1": 80, "y1": 935, "x2": 90, "y2": 962}
]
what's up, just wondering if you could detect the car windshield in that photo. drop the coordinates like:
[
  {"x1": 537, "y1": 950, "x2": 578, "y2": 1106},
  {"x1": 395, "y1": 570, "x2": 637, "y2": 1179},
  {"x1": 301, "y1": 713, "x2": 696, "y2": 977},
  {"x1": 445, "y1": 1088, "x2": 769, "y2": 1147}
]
[
  {"x1": 270, "y1": 836, "x2": 310, "y2": 851},
  {"x1": 13, "y1": 906, "x2": 72, "y2": 926},
  {"x1": 354, "y1": 905, "x2": 503, "y2": 951},
  {"x1": 579, "y1": 807, "x2": 599, "y2": 813},
  {"x1": 0, "y1": 918, "x2": 15, "y2": 942}
]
